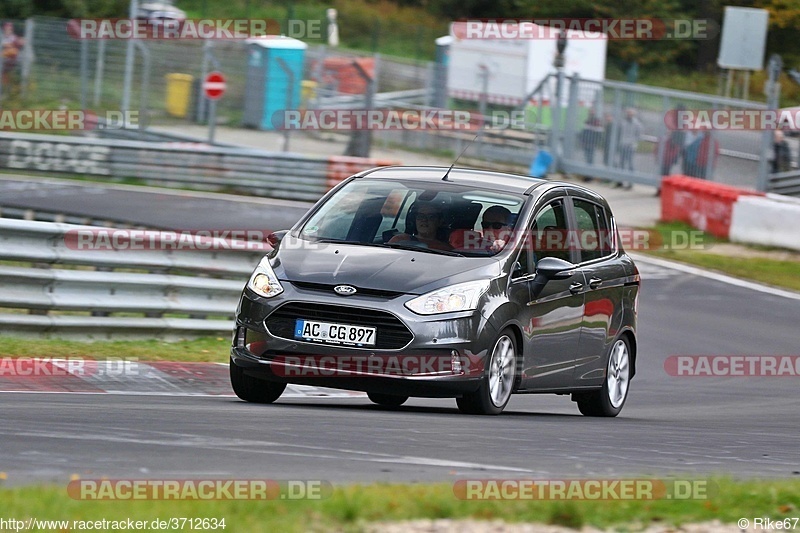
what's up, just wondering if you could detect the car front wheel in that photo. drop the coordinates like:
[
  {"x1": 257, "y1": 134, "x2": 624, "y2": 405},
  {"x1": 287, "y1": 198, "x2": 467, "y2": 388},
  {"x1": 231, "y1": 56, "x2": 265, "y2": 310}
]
[
  {"x1": 457, "y1": 330, "x2": 516, "y2": 415},
  {"x1": 230, "y1": 359, "x2": 286, "y2": 404},
  {"x1": 576, "y1": 337, "x2": 631, "y2": 417}
]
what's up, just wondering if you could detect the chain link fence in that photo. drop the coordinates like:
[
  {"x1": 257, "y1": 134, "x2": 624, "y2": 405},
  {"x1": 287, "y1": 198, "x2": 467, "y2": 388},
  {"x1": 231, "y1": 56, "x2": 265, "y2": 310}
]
[{"x1": 1, "y1": 17, "x2": 794, "y2": 194}]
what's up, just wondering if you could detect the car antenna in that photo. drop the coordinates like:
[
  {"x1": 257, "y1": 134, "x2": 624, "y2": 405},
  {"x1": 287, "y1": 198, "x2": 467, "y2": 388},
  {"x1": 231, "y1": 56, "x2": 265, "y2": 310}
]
[{"x1": 442, "y1": 131, "x2": 480, "y2": 181}]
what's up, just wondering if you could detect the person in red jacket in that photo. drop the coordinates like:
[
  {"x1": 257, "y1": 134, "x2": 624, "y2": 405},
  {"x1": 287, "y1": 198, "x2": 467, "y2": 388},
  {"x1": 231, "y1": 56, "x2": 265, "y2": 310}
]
[{"x1": 683, "y1": 129, "x2": 719, "y2": 179}]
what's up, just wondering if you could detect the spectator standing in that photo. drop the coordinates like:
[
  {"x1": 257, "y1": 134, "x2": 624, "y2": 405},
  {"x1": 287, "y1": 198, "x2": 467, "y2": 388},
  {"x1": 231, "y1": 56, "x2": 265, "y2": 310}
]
[
  {"x1": 617, "y1": 107, "x2": 642, "y2": 171},
  {"x1": 772, "y1": 130, "x2": 792, "y2": 173},
  {"x1": 2, "y1": 22, "x2": 23, "y2": 84},
  {"x1": 614, "y1": 107, "x2": 642, "y2": 189},
  {"x1": 683, "y1": 130, "x2": 719, "y2": 179},
  {"x1": 580, "y1": 109, "x2": 604, "y2": 165}
]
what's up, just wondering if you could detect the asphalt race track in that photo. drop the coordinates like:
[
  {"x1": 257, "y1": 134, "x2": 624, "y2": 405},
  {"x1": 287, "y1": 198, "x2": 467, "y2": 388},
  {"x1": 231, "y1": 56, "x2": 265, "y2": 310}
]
[{"x1": 1, "y1": 176, "x2": 799, "y2": 485}]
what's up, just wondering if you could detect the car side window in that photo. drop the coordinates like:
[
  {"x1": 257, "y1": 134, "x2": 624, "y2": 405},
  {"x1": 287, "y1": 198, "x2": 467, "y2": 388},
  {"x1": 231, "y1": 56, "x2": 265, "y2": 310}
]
[
  {"x1": 531, "y1": 199, "x2": 570, "y2": 266},
  {"x1": 572, "y1": 199, "x2": 614, "y2": 263}
]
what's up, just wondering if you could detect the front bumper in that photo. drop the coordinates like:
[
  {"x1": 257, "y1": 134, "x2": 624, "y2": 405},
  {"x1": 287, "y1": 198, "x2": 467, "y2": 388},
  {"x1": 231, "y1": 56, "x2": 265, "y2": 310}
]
[{"x1": 230, "y1": 285, "x2": 498, "y2": 397}]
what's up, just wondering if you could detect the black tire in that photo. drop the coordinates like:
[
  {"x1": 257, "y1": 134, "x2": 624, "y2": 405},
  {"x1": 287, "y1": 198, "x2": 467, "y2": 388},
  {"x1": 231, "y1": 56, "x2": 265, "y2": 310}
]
[
  {"x1": 230, "y1": 359, "x2": 286, "y2": 404},
  {"x1": 367, "y1": 392, "x2": 408, "y2": 407},
  {"x1": 576, "y1": 336, "x2": 631, "y2": 417},
  {"x1": 456, "y1": 330, "x2": 517, "y2": 415}
]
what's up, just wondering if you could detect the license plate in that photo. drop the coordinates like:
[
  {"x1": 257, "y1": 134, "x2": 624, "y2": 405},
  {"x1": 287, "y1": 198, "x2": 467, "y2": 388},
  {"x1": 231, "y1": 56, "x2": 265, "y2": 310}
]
[{"x1": 294, "y1": 319, "x2": 376, "y2": 346}]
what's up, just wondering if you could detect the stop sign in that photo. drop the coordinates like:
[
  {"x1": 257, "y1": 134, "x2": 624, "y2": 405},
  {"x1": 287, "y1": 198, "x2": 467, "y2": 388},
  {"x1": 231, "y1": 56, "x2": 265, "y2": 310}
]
[{"x1": 203, "y1": 72, "x2": 227, "y2": 100}]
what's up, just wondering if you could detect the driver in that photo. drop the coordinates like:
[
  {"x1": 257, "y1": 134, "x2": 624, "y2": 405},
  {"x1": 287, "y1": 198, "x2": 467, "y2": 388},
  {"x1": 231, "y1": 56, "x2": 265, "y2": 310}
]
[
  {"x1": 389, "y1": 202, "x2": 453, "y2": 251},
  {"x1": 480, "y1": 206, "x2": 513, "y2": 252}
]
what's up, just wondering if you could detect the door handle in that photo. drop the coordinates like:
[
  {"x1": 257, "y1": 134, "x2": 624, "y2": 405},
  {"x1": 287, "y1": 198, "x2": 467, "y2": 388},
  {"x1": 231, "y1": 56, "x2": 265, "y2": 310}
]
[
  {"x1": 588, "y1": 277, "x2": 602, "y2": 289},
  {"x1": 569, "y1": 282, "x2": 583, "y2": 294}
]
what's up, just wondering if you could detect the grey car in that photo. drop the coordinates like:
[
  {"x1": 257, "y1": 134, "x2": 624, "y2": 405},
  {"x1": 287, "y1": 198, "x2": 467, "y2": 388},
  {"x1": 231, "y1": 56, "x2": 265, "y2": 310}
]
[{"x1": 230, "y1": 166, "x2": 640, "y2": 416}]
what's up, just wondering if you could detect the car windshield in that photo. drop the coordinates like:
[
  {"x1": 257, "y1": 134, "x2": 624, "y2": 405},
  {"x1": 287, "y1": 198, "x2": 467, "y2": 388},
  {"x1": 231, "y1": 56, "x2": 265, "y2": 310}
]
[{"x1": 297, "y1": 178, "x2": 526, "y2": 257}]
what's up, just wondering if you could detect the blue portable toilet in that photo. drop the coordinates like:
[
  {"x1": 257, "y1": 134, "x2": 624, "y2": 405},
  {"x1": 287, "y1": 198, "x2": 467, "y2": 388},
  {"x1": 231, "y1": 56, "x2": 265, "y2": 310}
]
[{"x1": 243, "y1": 36, "x2": 307, "y2": 130}]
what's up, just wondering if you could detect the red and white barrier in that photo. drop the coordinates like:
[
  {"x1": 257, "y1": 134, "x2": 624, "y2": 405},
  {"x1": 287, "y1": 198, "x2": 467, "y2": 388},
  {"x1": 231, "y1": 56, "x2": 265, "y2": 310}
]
[
  {"x1": 730, "y1": 194, "x2": 800, "y2": 252},
  {"x1": 661, "y1": 175, "x2": 800, "y2": 252}
]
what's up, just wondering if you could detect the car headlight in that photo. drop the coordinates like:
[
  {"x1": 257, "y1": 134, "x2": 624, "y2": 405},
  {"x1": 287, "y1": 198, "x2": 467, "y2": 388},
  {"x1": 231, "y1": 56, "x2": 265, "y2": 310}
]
[
  {"x1": 247, "y1": 257, "x2": 284, "y2": 298},
  {"x1": 405, "y1": 280, "x2": 490, "y2": 315}
]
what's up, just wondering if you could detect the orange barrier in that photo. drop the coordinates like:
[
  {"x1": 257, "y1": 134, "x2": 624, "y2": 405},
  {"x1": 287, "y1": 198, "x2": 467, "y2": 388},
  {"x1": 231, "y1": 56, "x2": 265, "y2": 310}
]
[
  {"x1": 660, "y1": 175, "x2": 765, "y2": 238},
  {"x1": 320, "y1": 57, "x2": 375, "y2": 94},
  {"x1": 325, "y1": 156, "x2": 399, "y2": 190}
]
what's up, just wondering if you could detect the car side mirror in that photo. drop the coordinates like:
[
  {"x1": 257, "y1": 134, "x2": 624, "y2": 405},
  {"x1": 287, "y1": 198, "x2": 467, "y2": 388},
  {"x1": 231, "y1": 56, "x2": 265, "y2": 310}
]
[
  {"x1": 535, "y1": 257, "x2": 575, "y2": 279},
  {"x1": 266, "y1": 230, "x2": 288, "y2": 248},
  {"x1": 530, "y1": 257, "x2": 575, "y2": 299}
]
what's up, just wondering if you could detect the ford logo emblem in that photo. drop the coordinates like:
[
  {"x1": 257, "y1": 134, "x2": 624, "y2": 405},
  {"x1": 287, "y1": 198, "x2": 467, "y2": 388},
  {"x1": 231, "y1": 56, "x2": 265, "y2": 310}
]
[{"x1": 334, "y1": 285, "x2": 357, "y2": 296}]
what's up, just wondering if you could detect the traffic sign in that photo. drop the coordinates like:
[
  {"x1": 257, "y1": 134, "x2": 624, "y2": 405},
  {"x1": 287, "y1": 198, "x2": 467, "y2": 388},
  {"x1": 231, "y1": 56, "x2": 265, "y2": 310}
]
[{"x1": 203, "y1": 72, "x2": 227, "y2": 100}]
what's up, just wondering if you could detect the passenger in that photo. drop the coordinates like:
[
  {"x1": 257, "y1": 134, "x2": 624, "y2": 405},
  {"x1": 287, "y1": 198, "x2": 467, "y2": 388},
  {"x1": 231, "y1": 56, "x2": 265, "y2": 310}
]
[
  {"x1": 480, "y1": 206, "x2": 513, "y2": 252},
  {"x1": 389, "y1": 202, "x2": 453, "y2": 251}
]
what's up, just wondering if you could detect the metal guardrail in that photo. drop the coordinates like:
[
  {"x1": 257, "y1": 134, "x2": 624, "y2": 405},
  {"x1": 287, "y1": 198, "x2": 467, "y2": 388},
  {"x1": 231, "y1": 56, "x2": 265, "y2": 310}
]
[
  {"x1": 0, "y1": 132, "x2": 397, "y2": 202},
  {"x1": 767, "y1": 169, "x2": 800, "y2": 196},
  {"x1": 0, "y1": 218, "x2": 266, "y2": 338}
]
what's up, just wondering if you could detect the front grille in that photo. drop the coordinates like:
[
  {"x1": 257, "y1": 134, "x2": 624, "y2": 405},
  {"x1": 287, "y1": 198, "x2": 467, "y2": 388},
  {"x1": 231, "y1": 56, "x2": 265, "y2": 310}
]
[
  {"x1": 290, "y1": 281, "x2": 404, "y2": 299},
  {"x1": 265, "y1": 302, "x2": 413, "y2": 350}
]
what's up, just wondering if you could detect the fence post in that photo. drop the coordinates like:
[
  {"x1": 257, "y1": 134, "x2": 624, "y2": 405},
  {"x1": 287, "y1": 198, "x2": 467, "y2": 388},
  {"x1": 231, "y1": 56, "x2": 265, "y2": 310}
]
[
  {"x1": 757, "y1": 54, "x2": 782, "y2": 192},
  {"x1": 562, "y1": 73, "x2": 580, "y2": 161},
  {"x1": 276, "y1": 57, "x2": 294, "y2": 152},
  {"x1": 94, "y1": 39, "x2": 106, "y2": 106},
  {"x1": 121, "y1": 0, "x2": 139, "y2": 111},
  {"x1": 80, "y1": 39, "x2": 89, "y2": 111},
  {"x1": 21, "y1": 19, "x2": 35, "y2": 99}
]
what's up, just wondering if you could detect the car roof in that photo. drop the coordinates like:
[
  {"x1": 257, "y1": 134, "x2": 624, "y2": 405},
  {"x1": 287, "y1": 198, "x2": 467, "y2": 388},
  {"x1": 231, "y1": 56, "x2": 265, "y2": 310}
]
[{"x1": 356, "y1": 166, "x2": 548, "y2": 195}]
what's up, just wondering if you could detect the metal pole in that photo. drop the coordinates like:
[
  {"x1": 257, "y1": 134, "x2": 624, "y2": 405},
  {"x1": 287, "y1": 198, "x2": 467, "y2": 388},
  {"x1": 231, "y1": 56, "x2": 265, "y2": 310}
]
[
  {"x1": 121, "y1": 0, "x2": 139, "y2": 111},
  {"x1": 80, "y1": 39, "x2": 88, "y2": 111},
  {"x1": 94, "y1": 39, "x2": 106, "y2": 106},
  {"x1": 276, "y1": 57, "x2": 295, "y2": 152},
  {"x1": 550, "y1": 70, "x2": 563, "y2": 170},
  {"x1": 0, "y1": 47, "x2": 4, "y2": 102},
  {"x1": 742, "y1": 70, "x2": 751, "y2": 102},
  {"x1": 724, "y1": 69, "x2": 733, "y2": 100},
  {"x1": 21, "y1": 19, "x2": 34, "y2": 99},
  {"x1": 756, "y1": 55, "x2": 782, "y2": 192},
  {"x1": 208, "y1": 99, "x2": 217, "y2": 144},
  {"x1": 135, "y1": 41, "x2": 150, "y2": 135}
]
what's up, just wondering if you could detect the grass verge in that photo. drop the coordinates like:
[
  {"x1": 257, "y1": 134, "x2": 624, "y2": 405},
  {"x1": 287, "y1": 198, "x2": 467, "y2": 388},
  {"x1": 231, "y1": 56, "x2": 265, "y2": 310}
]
[
  {"x1": 0, "y1": 479, "x2": 799, "y2": 532},
  {"x1": 0, "y1": 336, "x2": 231, "y2": 362},
  {"x1": 639, "y1": 222, "x2": 800, "y2": 293}
]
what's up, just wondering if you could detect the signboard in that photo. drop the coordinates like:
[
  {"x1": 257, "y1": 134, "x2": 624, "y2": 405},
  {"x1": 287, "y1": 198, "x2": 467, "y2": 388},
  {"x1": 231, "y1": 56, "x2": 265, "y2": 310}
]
[{"x1": 717, "y1": 7, "x2": 769, "y2": 71}]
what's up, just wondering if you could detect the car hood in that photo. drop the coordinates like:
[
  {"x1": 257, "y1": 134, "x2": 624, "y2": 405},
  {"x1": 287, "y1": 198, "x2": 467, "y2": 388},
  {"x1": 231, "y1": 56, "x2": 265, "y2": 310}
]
[{"x1": 271, "y1": 240, "x2": 501, "y2": 295}]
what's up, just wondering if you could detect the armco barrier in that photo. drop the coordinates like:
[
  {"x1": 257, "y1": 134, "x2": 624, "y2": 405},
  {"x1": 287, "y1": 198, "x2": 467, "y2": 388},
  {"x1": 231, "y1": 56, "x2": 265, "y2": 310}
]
[
  {"x1": 0, "y1": 132, "x2": 398, "y2": 202},
  {"x1": 0, "y1": 218, "x2": 267, "y2": 339},
  {"x1": 730, "y1": 194, "x2": 800, "y2": 252},
  {"x1": 660, "y1": 176, "x2": 765, "y2": 238},
  {"x1": 326, "y1": 155, "x2": 400, "y2": 189}
]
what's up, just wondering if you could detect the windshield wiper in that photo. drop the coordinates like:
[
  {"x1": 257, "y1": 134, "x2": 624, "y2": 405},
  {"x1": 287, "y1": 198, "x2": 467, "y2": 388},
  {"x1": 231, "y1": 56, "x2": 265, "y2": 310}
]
[
  {"x1": 384, "y1": 243, "x2": 465, "y2": 257},
  {"x1": 312, "y1": 238, "x2": 465, "y2": 257},
  {"x1": 312, "y1": 238, "x2": 392, "y2": 248}
]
